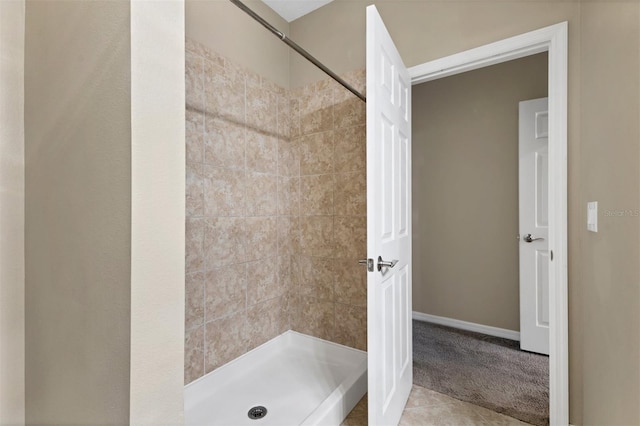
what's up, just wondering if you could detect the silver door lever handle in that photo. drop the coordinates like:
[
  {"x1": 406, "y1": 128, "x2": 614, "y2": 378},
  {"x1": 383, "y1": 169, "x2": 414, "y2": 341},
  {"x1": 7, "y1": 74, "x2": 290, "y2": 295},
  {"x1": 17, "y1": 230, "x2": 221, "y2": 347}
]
[
  {"x1": 377, "y1": 256, "x2": 398, "y2": 271},
  {"x1": 523, "y1": 234, "x2": 544, "y2": 243}
]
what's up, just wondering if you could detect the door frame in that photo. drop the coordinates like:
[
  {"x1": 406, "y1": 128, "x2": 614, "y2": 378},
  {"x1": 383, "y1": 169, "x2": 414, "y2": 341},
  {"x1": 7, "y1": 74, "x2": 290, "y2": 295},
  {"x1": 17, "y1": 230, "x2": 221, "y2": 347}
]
[{"x1": 408, "y1": 22, "x2": 568, "y2": 425}]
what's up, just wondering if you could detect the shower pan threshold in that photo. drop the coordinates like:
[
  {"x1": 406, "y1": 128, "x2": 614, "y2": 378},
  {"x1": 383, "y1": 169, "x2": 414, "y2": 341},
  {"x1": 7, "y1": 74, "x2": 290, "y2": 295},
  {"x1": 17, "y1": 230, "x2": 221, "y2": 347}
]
[{"x1": 184, "y1": 330, "x2": 368, "y2": 426}]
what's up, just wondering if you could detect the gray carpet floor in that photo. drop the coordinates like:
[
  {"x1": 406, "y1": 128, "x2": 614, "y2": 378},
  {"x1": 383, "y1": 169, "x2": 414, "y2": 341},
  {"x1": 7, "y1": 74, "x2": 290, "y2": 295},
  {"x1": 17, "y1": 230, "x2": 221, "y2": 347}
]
[{"x1": 413, "y1": 320, "x2": 549, "y2": 426}]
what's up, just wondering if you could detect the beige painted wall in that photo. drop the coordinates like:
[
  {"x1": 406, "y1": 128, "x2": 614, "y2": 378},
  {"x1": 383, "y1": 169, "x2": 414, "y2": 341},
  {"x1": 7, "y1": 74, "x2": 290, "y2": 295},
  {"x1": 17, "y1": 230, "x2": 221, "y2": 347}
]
[
  {"x1": 186, "y1": 0, "x2": 290, "y2": 88},
  {"x1": 0, "y1": 0, "x2": 25, "y2": 423},
  {"x1": 24, "y1": 1, "x2": 131, "y2": 423},
  {"x1": 580, "y1": 3, "x2": 640, "y2": 425},
  {"x1": 130, "y1": 1, "x2": 185, "y2": 423},
  {"x1": 291, "y1": 1, "x2": 640, "y2": 424},
  {"x1": 412, "y1": 53, "x2": 548, "y2": 332},
  {"x1": 290, "y1": 1, "x2": 580, "y2": 89}
]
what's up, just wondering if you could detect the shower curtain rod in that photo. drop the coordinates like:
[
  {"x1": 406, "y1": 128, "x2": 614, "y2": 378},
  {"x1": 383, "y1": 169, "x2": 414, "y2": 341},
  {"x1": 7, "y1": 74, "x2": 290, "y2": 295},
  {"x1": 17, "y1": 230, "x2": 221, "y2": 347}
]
[{"x1": 229, "y1": 0, "x2": 366, "y2": 103}]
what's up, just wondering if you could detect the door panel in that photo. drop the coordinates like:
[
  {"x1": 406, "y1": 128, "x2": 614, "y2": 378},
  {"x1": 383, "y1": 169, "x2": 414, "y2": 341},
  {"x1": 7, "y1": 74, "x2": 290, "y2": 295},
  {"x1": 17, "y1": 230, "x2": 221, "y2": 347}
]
[
  {"x1": 399, "y1": 134, "x2": 409, "y2": 236},
  {"x1": 398, "y1": 265, "x2": 410, "y2": 371},
  {"x1": 536, "y1": 251, "x2": 550, "y2": 327},
  {"x1": 367, "y1": 5, "x2": 412, "y2": 425},
  {"x1": 535, "y1": 151, "x2": 549, "y2": 227},
  {"x1": 381, "y1": 116, "x2": 394, "y2": 240},
  {"x1": 519, "y1": 97, "x2": 549, "y2": 355}
]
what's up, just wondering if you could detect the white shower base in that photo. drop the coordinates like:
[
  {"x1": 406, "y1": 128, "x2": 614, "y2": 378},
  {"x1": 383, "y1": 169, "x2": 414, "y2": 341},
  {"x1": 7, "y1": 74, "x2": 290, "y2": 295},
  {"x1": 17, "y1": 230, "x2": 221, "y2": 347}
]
[{"x1": 184, "y1": 331, "x2": 367, "y2": 426}]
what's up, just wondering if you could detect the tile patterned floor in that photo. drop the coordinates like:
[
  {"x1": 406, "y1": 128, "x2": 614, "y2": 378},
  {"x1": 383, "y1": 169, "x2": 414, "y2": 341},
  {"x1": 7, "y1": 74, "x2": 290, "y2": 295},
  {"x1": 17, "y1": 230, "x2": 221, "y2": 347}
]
[{"x1": 341, "y1": 385, "x2": 531, "y2": 426}]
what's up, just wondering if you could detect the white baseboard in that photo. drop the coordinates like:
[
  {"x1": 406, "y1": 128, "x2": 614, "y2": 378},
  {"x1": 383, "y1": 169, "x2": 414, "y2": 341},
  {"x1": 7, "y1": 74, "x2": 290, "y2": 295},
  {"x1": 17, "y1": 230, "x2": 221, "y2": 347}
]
[{"x1": 412, "y1": 311, "x2": 520, "y2": 341}]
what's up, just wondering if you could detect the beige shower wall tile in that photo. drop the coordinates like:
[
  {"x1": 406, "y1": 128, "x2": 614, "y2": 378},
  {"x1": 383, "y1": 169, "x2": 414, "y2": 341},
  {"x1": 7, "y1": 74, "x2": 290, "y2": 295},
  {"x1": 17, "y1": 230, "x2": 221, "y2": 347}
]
[
  {"x1": 290, "y1": 254, "x2": 302, "y2": 289},
  {"x1": 262, "y1": 78, "x2": 286, "y2": 97},
  {"x1": 186, "y1": 271, "x2": 205, "y2": 331},
  {"x1": 334, "y1": 258, "x2": 367, "y2": 307},
  {"x1": 302, "y1": 77, "x2": 338, "y2": 98},
  {"x1": 222, "y1": 58, "x2": 249, "y2": 88},
  {"x1": 186, "y1": 217, "x2": 205, "y2": 273},
  {"x1": 335, "y1": 125, "x2": 366, "y2": 173},
  {"x1": 281, "y1": 290, "x2": 293, "y2": 332},
  {"x1": 185, "y1": 325, "x2": 204, "y2": 384},
  {"x1": 186, "y1": 38, "x2": 225, "y2": 67},
  {"x1": 334, "y1": 304, "x2": 367, "y2": 351},
  {"x1": 203, "y1": 165, "x2": 245, "y2": 217},
  {"x1": 298, "y1": 256, "x2": 334, "y2": 301},
  {"x1": 300, "y1": 216, "x2": 334, "y2": 258},
  {"x1": 289, "y1": 86, "x2": 304, "y2": 99},
  {"x1": 187, "y1": 51, "x2": 370, "y2": 366},
  {"x1": 335, "y1": 96, "x2": 366, "y2": 129},
  {"x1": 246, "y1": 84, "x2": 277, "y2": 136},
  {"x1": 204, "y1": 115, "x2": 245, "y2": 170},
  {"x1": 278, "y1": 176, "x2": 299, "y2": 216},
  {"x1": 300, "y1": 174, "x2": 334, "y2": 216},
  {"x1": 334, "y1": 69, "x2": 365, "y2": 97},
  {"x1": 334, "y1": 216, "x2": 367, "y2": 259},
  {"x1": 205, "y1": 264, "x2": 247, "y2": 322},
  {"x1": 289, "y1": 97, "x2": 301, "y2": 139},
  {"x1": 288, "y1": 292, "x2": 302, "y2": 327},
  {"x1": 244, "y1": 68, "x2": 262, "y2": 89},
  {"x1": 205, "y1": 310, "x2": 248, "y2": 373},
  {"x1": 277, "y1": 216, "x2": 300, "y2": 256},
  {"x1": 278, "y1": 138, "x2": 300, "y2": 177},
  {"x1": 278, "y1": 293, "x2": 291, "y2": 328},
  {"x1": 204, "y1": 217, "x2": 246, "y2": 267},
  {"x1": 247, "y1": 296, "x2": 288, "y2": 351},
  {"x1": 352, "y1": 69, "x2": 366, "y2": 91},
  {"x1": 339, "y1": 70, "x2": 366, "y2": 97},
  {"x1": 300, "y1": 86, "x2": 333, "y2": 135},
  {"x1": 186, "y1": 52, "x2": 204, "y2": 112},
  {"x1": 218, "y1": 53, "x2": 241, "y2": 74},
  {"x1": 319, "y1": 77, "x2": 341, "y2": 93},
  {"x1": 245, "y1": 216, "x2": 277, "y2": 262},
  {"x1": 186, "y1": 38, "x2": 206, "y2": 58},
  {"x1": 334, "y1": 71, "x2": 366, "y2": 129},
  {"x1": 186, "y1": 163, "x2": 204, "y2": 217},
  {"x1": 186, "y1": 108, "x2": 204, "y2": 164},
  {"x1": 204, "y1": 59, "x2": 245, "y2": 123},
  {"x1": 245, "y1": 173, "x2": 277, "y2": 217},
  {"x1": 291, "y1": 296, "x2": 334, "y2": 342},
  {"x1": 277, "y1": 255, "x2": 295, "y2": 291},
  {"x1": 299, "y1": 131, "x2": 334, "y2": 175},
  {"x1": 206, "y1": 51, "x2": 226, "y2": 69},
  {"x1": 334, "y1": 172, "x2": 366, "y2": 217},
  {"x1": 277, "y1": 94, "x2": 290, "y2": 139},
  {"x1": 279, "y1": 257, "x2": 296, "y2": 331},
  {"x1": 247, "y1": 259, "x2": 282, "y2": 305},
  {"x1": 246, "y1": 132, "x2": 277, "y2": 174}
]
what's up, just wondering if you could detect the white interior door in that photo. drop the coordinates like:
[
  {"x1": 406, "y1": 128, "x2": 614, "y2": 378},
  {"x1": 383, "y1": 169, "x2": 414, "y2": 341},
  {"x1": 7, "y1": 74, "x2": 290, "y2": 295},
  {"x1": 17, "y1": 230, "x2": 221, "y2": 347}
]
[
  {"x1": 366, "y1": 5, "x2": 412, "y2": 425},
  {"x1": 519, "y1": 97, "x2": 550, "y2": 355}
]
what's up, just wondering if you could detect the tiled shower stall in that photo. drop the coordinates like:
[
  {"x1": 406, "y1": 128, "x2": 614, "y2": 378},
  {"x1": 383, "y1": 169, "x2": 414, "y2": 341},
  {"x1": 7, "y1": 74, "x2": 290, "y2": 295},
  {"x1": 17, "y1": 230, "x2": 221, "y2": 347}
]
[{"x1": 184, "y1": 39, "x2": 367, "y2": 384}]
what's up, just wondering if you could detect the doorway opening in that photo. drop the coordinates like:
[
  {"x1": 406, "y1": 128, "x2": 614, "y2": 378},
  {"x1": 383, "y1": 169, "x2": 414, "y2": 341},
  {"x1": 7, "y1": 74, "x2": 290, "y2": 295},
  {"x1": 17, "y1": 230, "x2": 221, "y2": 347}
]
[
  {"x1": 411, "y1": 53, "x2": 549, "y2": 425},
  {"x1": 409, "y1": 22, "x2": 569, "y2": 425}
]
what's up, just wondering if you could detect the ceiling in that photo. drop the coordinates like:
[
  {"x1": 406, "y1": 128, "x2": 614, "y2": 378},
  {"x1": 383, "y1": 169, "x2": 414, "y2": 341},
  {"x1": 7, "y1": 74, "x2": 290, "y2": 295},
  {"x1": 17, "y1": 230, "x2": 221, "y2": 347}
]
[{"x1": 261, "y1": 0, "x2": 335, "y2": 22}]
